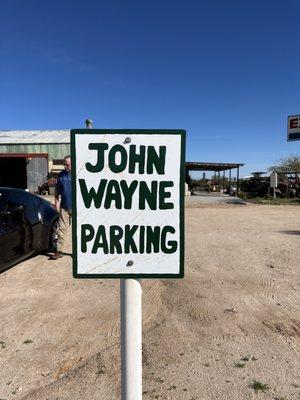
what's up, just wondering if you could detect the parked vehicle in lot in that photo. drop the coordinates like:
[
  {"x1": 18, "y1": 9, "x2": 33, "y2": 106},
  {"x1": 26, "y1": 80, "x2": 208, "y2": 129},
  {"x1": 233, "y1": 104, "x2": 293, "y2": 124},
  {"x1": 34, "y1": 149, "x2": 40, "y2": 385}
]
[{"x1": 0, "y1": 187, "x2": 59, "y2": 272}]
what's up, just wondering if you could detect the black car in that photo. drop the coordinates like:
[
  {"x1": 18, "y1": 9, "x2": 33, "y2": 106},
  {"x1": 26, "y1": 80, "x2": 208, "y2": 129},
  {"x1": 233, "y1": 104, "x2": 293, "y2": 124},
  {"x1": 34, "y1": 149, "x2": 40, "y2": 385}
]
[{"x1": 0, "y1": 187, "x2": 59, "y2": 272}]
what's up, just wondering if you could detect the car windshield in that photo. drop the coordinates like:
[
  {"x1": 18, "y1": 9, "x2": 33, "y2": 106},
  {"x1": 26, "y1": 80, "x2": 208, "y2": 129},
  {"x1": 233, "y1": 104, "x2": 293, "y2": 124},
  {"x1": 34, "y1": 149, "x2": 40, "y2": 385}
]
[{"x1": 0, "y1": 191, "x2": 8, "y2": 211}]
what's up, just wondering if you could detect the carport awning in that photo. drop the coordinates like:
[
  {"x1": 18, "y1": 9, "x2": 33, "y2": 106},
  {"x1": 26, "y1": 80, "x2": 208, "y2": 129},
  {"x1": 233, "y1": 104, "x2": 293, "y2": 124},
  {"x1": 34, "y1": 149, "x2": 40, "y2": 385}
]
[{"x1": 186, "y1": 162, "x2": 244, "y2": 172}]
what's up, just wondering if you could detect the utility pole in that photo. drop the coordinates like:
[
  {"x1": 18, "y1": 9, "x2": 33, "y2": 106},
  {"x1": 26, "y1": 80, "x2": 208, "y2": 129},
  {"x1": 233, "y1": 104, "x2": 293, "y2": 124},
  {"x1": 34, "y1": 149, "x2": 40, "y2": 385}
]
[{"x1": 85, "y1": 119, "x2": 93, "y2": 129}]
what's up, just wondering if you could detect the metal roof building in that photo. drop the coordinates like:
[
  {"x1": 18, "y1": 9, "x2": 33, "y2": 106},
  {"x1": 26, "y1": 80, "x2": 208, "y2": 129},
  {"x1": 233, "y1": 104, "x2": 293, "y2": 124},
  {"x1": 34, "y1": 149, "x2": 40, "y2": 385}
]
[{"x1": 0, "y1": 130, "x2": 70, "y2": 158}]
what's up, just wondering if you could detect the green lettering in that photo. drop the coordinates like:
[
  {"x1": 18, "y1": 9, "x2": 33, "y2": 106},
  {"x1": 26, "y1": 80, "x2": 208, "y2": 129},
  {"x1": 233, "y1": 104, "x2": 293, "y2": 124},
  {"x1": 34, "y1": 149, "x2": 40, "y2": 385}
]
[
  {"x1": 109, "y1": 145, "x2": 128, "y2": 173},
  {"x1": 146, "y1": 226, "x2": 161, "y2": 253},
  {"x1": 120, "y1": 180, "x2": 138, "y2": 209},
  {"x1": 139, "y1": 225, "x2": 145, "y2": 254},
  {"x1": 92, "y1": 225, "x2": 109, "y2": 254},
  {"x1": 86, "y1": 143, "x2": 108, "y2": 172},
  {"x1": 81, "y1": 224, "x2": 95, "y2": 252},
  {"x1": 161, "y1": 226, "x2": 177, "y2": 254},
  {"x1": 139, "y1": 181, "x2": 157, "y2": 210},
  {"x1": 124, "y1": 224, "x2": 138, "y2": 253},
  {"x1": 110, "y1": 225, "x2": 123, "y2": 254},
  {"x1": 129, "y1": 145, "x2": 146, "y2": 174},
  {"x1": 104, "y1": 180, "x2": 122, "y2": 209},
  {"x1": 147, "y1": 146, "x2": 166, "y2": 175},
  {"x1": 159, "y1": 181, "x2": 174, "y2": 209},
  {"x1": 79, "y1": 179, "x2": 107, "y2": 208}
]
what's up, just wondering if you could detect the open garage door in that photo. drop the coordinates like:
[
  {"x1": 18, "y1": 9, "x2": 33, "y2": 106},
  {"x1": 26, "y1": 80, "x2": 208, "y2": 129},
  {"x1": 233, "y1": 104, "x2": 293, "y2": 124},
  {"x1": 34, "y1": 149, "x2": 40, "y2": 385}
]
[
  {"x1": 26, "y1": 156, "x2": 48, "y2": 192},
  {"x1": 0, "y1": 157, "x2": 27, "y2": 189},
  {"x1": 0, "y1": 154, "x2": 48, "y2": 192}
]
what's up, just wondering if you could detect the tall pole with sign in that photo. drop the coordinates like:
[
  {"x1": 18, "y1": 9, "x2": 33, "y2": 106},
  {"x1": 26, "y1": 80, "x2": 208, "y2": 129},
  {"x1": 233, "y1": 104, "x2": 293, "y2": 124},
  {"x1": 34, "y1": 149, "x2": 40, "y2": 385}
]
[
  {"x1": 120, "y1": 279, "x2": 142, "y2": 399},
  {"x1": 270, "y1": 172, "x2": 278, "y2": 200},
  {"x1": 71, "y1": 129, "x2": 185, "y2": 399},
  {"x1": 287, "y1": 115, "x2": 300, "y2": 141}
]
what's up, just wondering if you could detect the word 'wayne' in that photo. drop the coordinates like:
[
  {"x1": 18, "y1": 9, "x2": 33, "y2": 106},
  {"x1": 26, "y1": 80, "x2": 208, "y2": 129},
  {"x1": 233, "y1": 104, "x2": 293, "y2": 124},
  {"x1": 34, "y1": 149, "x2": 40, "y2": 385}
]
[
  {"x1": 79, "y1": 179, "x2": 174, "y2": 210},
  {"x1": 85, "y1": 143, "x2": 166, "y2": 174}
]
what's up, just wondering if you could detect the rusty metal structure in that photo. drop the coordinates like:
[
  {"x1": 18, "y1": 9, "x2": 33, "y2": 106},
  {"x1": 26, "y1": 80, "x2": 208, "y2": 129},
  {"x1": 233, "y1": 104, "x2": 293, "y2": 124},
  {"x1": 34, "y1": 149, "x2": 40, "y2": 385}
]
[{"x1": 186, "y1": 161, "x2": 244, "y2": 194}]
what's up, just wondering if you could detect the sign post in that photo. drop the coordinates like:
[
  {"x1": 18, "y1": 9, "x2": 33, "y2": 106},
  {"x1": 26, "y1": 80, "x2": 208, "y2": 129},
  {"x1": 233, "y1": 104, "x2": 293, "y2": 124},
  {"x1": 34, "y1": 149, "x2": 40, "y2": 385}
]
[
  {"x1": 270, "y1": 172, "x2": 278, "y2": 200},
  {"x1": 71, "y1": 129, "x2": 185, "y2": 399},
  {"x1": 120, "y1": 279, "x2": 142, "y2": 400}
]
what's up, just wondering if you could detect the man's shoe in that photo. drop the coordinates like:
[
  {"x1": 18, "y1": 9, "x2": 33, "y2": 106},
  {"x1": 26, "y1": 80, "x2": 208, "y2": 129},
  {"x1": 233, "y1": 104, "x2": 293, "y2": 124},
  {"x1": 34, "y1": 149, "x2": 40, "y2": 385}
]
[{"x1": 51, "y1": 251, "x2": 63, "y2": 260}]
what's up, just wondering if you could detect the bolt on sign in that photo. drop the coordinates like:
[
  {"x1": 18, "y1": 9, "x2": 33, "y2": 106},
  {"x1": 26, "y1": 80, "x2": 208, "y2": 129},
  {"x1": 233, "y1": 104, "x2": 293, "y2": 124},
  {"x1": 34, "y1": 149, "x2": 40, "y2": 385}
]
[
  {"x1": 287, "y1": 115, "x2": 300, "y2": 141},
  {"x1": 71, "y1": 129, "x2": 185, "y2": 278}
]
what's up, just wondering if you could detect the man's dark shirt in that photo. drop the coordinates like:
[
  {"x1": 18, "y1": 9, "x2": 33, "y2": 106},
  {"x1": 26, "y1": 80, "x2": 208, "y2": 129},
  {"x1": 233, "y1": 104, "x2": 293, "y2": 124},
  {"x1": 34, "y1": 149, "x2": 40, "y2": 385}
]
[{"x1": 56, "y1": 170, "x2": 72, "y2": 210}]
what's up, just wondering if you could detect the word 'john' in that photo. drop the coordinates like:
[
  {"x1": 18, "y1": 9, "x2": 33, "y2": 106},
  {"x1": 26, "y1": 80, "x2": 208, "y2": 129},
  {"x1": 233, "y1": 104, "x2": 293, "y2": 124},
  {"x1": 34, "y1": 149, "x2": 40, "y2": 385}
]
[{"x1": 86, "y1": 144, "x2": 166, "y2": 174}]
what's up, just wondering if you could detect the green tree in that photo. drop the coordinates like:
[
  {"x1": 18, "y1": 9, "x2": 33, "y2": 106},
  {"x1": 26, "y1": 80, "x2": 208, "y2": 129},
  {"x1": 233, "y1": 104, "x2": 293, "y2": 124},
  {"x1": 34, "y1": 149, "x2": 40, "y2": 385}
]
[{"x1": 268, "y1": 155, "x2": 300, "y2": 173}]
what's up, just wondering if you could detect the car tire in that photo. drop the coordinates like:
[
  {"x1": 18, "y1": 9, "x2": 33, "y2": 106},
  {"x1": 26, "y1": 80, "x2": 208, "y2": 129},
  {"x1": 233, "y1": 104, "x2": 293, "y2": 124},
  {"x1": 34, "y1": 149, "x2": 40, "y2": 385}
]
[{"x1": 48, "y1": 219, "x2": 59, "y2": 252}]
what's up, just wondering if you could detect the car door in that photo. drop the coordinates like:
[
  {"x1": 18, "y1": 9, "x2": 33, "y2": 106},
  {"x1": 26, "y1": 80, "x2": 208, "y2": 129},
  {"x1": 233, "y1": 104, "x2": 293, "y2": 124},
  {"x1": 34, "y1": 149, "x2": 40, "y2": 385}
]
[
  {"x1": 0, "y1": 221, "x2": 14, "y2": 270},
  {"x1": 31, "y1": 195, "x2": 47, "y2": 248},
  {"x1": 7, "y1": 191, "x2": 43, "y2": 252}
]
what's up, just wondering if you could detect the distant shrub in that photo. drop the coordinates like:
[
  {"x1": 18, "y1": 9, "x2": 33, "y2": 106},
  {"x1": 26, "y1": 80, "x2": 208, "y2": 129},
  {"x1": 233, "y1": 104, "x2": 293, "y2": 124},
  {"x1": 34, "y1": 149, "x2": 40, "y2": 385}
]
[{"x1": 238, "y1": 191, "x2": 246, "y2": 200}]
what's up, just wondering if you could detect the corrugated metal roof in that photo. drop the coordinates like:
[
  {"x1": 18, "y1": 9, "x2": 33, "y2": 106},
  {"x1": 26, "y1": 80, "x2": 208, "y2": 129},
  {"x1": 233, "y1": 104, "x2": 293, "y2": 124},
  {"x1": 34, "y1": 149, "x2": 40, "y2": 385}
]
[{"x1": 0, "y1": 130, "x2": 70, "y2": 144}]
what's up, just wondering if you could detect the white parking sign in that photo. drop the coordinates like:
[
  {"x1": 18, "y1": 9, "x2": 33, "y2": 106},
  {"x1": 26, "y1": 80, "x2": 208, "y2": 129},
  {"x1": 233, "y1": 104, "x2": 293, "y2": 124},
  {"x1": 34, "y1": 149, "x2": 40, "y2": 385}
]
[{"x1": 71, "y1": 129, "x2": 185, "y2": 278}]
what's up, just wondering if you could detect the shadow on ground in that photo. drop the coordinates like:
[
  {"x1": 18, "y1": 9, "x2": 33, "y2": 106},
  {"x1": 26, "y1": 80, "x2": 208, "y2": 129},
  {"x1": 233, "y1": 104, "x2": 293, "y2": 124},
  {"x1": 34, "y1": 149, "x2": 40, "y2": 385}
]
[
  {"x1": 279, "y1": 230, "x2": 300, "y2": 236},
  {"x1": 43, "y1": 252, "x2": 73, "y2": 260},
  {"x1": 226, "y1": 199, "x2": 247, "y2": 205}
]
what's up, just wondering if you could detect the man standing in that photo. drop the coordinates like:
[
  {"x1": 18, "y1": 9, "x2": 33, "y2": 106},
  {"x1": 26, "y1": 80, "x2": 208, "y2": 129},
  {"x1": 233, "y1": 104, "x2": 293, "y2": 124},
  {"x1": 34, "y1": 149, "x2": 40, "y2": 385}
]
[{"x1": 51, "y1": 155, "x2": 72, "y2": 260}]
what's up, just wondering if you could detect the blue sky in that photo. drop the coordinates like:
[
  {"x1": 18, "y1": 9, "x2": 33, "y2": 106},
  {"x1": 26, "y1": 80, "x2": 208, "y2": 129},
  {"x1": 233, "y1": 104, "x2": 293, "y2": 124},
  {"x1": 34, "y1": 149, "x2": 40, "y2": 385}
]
[{"x1": 1, "y1": 0, "x2": 300, "y2": 176}]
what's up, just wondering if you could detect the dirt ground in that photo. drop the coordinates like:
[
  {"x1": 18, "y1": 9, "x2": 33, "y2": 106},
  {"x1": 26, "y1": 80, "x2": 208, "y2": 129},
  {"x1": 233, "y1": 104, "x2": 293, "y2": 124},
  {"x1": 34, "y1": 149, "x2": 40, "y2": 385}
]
[{"x1": 0, "y1": 201, "x2": 299, "y2": 400}]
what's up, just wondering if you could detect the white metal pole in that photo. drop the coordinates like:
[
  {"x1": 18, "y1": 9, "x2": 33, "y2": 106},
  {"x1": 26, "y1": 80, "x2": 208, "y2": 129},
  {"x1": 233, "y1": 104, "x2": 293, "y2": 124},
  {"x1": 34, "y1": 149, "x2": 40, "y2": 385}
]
[{"x1": 120, "y1": 279, "x2": 142, "y2": 400}]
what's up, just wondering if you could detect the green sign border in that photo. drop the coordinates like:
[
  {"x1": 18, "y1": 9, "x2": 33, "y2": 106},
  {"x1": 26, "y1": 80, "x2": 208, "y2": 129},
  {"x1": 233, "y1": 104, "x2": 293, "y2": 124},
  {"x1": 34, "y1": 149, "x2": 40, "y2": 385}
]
[{"x1": 71, "y1": 129, "x2": 185, "y2": 279}]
